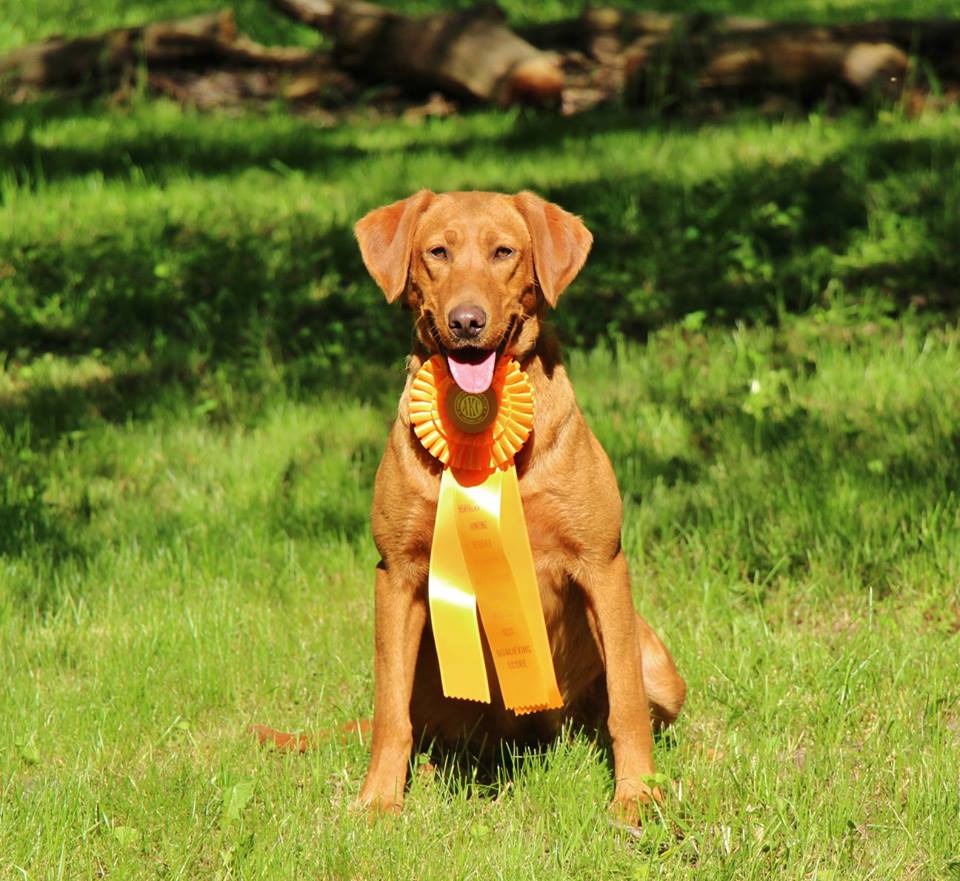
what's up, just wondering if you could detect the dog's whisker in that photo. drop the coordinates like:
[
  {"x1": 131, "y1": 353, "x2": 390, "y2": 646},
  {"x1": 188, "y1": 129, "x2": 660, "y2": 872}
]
[
  {"x1": 508, "y1": 316, "x2": 522, "y2": 347},
  {"x1": 499, "y1": 315, "x2": 522, "y2": 353},
  {"x1": 420, "y1": 314, "x2": 445, "y2": 352}
]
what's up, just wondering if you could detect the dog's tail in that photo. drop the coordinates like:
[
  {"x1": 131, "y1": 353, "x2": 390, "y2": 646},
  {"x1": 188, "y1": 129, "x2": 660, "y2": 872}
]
[{"x1": 248, "y1": 720, "x2": 372, "y2": 753}]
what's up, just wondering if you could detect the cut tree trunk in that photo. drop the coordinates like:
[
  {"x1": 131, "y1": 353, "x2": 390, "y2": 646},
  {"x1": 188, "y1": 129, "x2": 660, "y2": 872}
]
[
  {"x1": 0, "y1": 10, "x2": 314, "y2": 94},
  {"x1": 269, "y1": 0, "x2": 564, "y2": 105}
]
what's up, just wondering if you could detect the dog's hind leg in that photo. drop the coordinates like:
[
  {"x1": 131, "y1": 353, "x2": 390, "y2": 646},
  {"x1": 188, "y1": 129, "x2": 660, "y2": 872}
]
[{"x1": 634, "y1": 613, "x2": 686, "y2": 730}]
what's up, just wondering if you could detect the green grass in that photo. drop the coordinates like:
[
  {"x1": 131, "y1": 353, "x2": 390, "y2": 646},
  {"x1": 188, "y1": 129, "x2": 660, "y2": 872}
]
[
  {"x1": 3, "y1": 100, "x2": 958, "y2": 378},
  {"x1": 3, "y1": 1, "x2": 960, "y2": 877},
  {"x1": 3, "y1": 316, "x2": 959, "y2": 879}
]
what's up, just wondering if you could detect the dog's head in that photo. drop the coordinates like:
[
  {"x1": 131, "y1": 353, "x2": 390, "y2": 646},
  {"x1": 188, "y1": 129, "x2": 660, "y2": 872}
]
[{"x1": 355, "y1": 190, "x2": 592, "y2": 393}]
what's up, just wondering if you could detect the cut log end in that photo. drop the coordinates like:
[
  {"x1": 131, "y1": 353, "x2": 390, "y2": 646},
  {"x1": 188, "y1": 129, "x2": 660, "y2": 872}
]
[
  {"x1": 843, "y1": 42, "x2": 909, "y2": 91},
  {"x1": 503, "y1": 56, "x2": 566, "y2": 105}
]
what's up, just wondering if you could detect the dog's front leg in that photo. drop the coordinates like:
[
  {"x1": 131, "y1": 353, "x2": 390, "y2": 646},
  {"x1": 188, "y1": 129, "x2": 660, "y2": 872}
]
[
  {"x1": 581, "y1": 551, "x2": 660, "y2": 822},
  {"x1": 356, "y1": 561, "x2": 427, "y2": 813}
]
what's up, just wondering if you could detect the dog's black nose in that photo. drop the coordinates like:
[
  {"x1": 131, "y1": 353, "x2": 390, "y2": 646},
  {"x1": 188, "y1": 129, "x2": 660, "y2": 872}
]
[{"x1": 447, "y1": 304, "x2": 487, "y2": 339}]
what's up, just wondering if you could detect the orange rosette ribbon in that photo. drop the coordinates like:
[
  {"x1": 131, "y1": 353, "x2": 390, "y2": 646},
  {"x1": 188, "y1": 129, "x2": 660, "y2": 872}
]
[
  {"x1": 409, "y1": 355, "x2": 562, "y2": 714},
  {"x1": 410, "y1": 356, "x2": 534, "y2": 474}
]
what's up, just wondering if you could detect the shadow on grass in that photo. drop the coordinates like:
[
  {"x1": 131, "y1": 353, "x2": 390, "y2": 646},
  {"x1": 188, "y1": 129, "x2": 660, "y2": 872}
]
[
  {"x1": 2, "y1": 118, "x2": 369, "y2": 190},
  {"x1": 5, "y1": 98, "x2": 954, "y2": 195},
  {"x1": 0, "y1": 457, "x2": 91, "y2": 616},
  {"x1": 541, "y1": 137, "x2": 960, "y2": 341},
  {"x1": 0, "y1": 342, "x2": 401, "y2": 453},
  {"x1": 3, "y1": 106, "x2": 959, "y2": 455},
  {"x1": 1, "y1": 221, "x2": 377, "y2": 355},
  {"x1": 0, "y1": 469, "x2": 85, "y2": 561},
  {"x1": 416, "y1": 720, "x2": 680, "y2": 806},
  {"x1": 0, "y1": 102, "x2": 658, "y2": 188},
  {"x1": 5, "y1": 128, "x2": 959, "y2": 356},
  {"x1": 0, "y1": 354, "x2": 201, "y2": 442}
]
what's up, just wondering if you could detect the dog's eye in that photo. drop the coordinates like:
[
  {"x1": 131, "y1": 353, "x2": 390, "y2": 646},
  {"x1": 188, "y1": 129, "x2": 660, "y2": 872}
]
[
  {"x1": 494, "y1": 246, "x2": 515, "y2": 260},
  {"x1": 429, "y1": 246, "x2": 448, "y2": 259}
]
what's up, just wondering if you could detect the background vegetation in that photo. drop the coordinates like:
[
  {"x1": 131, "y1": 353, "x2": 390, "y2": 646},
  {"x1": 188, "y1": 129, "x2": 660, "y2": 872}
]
[{"x1": 2, "y1": 1, "x2": 958, "y2": 879}]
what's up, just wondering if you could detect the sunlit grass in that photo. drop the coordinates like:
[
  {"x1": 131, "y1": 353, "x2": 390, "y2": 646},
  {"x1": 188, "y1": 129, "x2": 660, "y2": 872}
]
[
  {"x1": 3, "y1": 316, "x2": 959, "y2": 879},
  {"x1": 3, "y1": 98, "x2": 959, "y2": 373}
]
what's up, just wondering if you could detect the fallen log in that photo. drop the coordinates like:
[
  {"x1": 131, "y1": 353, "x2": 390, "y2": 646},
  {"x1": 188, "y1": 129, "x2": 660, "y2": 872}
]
[
  {"x1": 0, "y1": 10, "x2": 315, "y2": 94},
  {"x1": 1, "y1": 2, "x2": 957, "y2": 115},
  {"x1": 522, "y1": 6, "x2": 955, "y2": 109},
  {"x1": 626, "y1": 29, "x2": 909, "y2": 109},
  {"x1": 525, "y1": 7, "x2": 960, "y2": 64},
  {"x1": 269, "y1": 0, "x2": 564, "y2": 105},
  {"x1": 699, "y1": 38, "x2": 909, "y2": 93}
]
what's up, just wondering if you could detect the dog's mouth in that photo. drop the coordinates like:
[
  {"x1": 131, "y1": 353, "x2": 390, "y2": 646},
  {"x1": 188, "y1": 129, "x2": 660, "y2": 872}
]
[
  {"x1": 446, "y1": 347, "x2": 498, "y2": 394},
  {"x1": 426, "y1": 316, "x2": 519, "y2": 394}
]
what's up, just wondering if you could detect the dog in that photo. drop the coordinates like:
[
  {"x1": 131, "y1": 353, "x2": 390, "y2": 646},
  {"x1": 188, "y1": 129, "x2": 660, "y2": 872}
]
[{"x1": 352, "y1": 190, "x2": 686, "y2": 820}]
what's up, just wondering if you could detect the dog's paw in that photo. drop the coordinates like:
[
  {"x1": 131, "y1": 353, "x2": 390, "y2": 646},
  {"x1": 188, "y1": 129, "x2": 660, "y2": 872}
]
[
  {"x1": 351, "y1": 795, "x2": 403, "y2": 819},
  {"x1": 608, "y1": 780, "x2": 664, "y2": 826},
  {"x1": 353, "y1": 783, "x2": 404, "y2": 818}
]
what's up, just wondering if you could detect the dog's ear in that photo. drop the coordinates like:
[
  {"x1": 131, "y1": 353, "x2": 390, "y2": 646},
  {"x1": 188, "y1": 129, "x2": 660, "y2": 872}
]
[
  {"x1": 512, "y1": 191, "x2": 593, "y2": 307},
  {"x1": 354, "y1": 190, "x2": 434, "y2": 303}
]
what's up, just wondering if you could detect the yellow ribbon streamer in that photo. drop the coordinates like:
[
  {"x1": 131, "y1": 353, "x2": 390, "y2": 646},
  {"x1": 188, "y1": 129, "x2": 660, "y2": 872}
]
[
  {"x1": 413, "y1": 356, "x2": 562, "y2": 714},
  {"x1": 427, "y1": 468, "x2": 490, "y2": 704}
]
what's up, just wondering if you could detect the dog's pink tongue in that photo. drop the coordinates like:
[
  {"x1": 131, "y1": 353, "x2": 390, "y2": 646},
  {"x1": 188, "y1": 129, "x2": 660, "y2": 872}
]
[{"x1": 447, "y1": 350, "x2": 496, "y2": 393}]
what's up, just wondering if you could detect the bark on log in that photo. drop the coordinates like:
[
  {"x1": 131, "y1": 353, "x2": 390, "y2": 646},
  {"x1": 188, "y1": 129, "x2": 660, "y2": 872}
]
[
  {"x1": 270, "y1": 0, "x2": 564, "y2": 105},
  {"x1": 0, "y1": 11, "x2": 314, "y2": 93}
]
